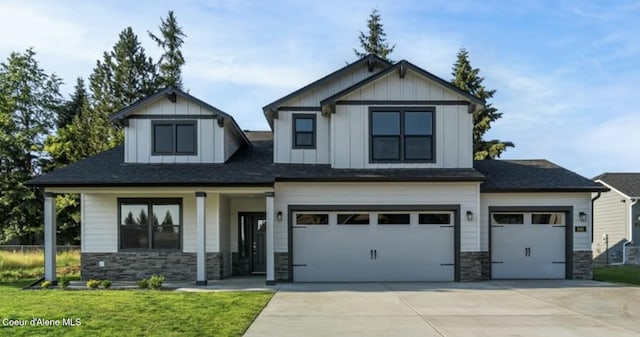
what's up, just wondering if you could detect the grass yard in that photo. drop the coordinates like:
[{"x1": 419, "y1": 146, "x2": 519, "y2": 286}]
[
  {"x1": 0, "y1": 250, "x2": 80, "y2": 281},
  {"x1": 0, "y1": 280, "x2": 273, "y2": 337},
  {"x1": 593, "y1": 265, "x2": 640, "y2": 286}
]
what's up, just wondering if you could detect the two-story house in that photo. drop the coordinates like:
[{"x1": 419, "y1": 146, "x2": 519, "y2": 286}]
[{"x1": 26, "y1": 55, "x2": 606, "y2": 285}]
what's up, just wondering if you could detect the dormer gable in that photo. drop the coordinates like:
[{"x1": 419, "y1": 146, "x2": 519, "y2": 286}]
[{"x1": 110, "y1": 87, "x2": 250, "y2": 164}]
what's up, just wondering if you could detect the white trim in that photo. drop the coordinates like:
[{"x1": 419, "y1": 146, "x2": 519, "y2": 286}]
[
  {"x1": 595, "y1": 180, "x2": 633, "y2": 200},
  {"x1": 266, "y1": 194, "x2": 275, "y2": 283},
  {"x1": 196, "y1": 193, "x2": 207, "y2": 283}
]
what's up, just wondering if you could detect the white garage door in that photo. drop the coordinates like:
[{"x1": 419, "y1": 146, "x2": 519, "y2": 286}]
[
  {"x1": 491, "y1": 212, "x2": 566, "y2": 279},
  {"x1": 292, "y1": 210, "x2": 455, "y2": 282}
]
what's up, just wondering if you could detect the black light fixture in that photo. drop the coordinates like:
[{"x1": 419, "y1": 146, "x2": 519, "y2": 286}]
[
  {"x1": 579, "y1": 212, "x2": 587, "y2": 222},
  {"x1": 466, "y1": 210, "x2": 473, "y2": 221},
  {"x1": 276, "y1": 211, "x2": 283, "y2": 222}
]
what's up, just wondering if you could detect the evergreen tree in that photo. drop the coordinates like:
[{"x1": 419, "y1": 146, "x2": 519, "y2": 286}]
[
  {"x1": 0, "y1": 49, "x2": 62, "y2": 244},
  {"x1": 354, "y1": 8, "x2": 395, "y2": 62},
  {"x1": 149, "y1": 10, "x2": 187, "y2": 89},
  {"x1": 89, "y1": 27, "x2": 159, "y2": 147},
  {"x1": 451, "y1": 48, "x2": 514, "y2": 159},
  {"x1": 161, "y1": 210, "x2": 174, "y2": 225},
  {"x1": 124, "y1": 212, "x2": 135, "y2": 225},
  {"x1": 56, "y1": 77, "x2": 87, "y2": 129}
]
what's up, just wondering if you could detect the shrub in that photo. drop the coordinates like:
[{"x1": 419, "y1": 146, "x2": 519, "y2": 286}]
[
  {"x1": 60, "y1": 275, "x2": 70, "y2": 289},
  {"x1": 148, "y1": 275, "x2": 165, "y2": 290},
  {"x1": 137, "y1": 278, "x2": 149, "y2": 289},
  {"x1": 86, "y1": 279, "x2": 100, "y2": 289},
  {"x1": 41, "y1": 281, "x2": 52, "y2": 289},
  {"x1": 101, "y1": 279, "x2": 112, "y2": 289}
]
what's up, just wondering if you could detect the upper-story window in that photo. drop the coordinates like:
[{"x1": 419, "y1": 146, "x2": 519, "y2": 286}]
[
  {"x1": 370, "y1": 108, "x2": 434, "y2": 162},
  {"x1": 292, "y1": 114, "x2": 316, "y2": 149},
  {"x1": 152, "y1": 120, "x2": 197, "y2": 155}
]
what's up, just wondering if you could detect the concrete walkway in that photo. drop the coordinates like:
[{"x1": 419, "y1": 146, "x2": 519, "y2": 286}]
[{"x1": 244, "y1": 280, "x2": 640, "y2": 337}]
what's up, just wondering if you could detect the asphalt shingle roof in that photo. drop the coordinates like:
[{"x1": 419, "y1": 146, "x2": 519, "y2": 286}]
[
  {"x1": 474, "y1": 159, "x2": 608, "y2": 192},
  {"x1": 593, "y1": 173, "x2": 640, "y2": 197},
  {"x1": 26, "y1": 132, "x2": 605, "y2": 192}
]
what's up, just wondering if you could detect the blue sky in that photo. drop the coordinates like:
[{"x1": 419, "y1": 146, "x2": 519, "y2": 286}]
[{"x1": 1, "y1": 0, "x2": 639, "y2": 177}]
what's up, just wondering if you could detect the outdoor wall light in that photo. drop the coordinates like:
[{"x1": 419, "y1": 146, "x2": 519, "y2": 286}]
[
  {"x1": 466, "y1": 210, "x2": 473, "y2": 221},
  {"x1": 276, "y1": 211, "x2": 283, "y2": 222},
  {"x1": 579, "y1": 212, "x2": 587, "y2": 222}
]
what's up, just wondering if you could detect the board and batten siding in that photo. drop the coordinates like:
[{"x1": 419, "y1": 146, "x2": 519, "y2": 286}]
[
  {"x1": 123, "y1": 98, "x2": 226, "y2": 163},
  {"x1": 480, "y1": 193, "x2": 593, "y2": 252},
  {"x1": 272, "y1": 63, "x2": 384, "y2": 164},
  {"x1": 81, "y1": 192, "x2": 221, "y2": 253},
  {"x1": 273, "y1": 111, "x2": 330, "y2": 164},
  {"x1": 273, "y1": 182, "x2": 481, "y2": 253},
  {"x1": 592, "y1": 189, "x2": 629, "y2": 255},
  {"x1": 331, "y1": 70, "x2": 473, "y2": 169}
]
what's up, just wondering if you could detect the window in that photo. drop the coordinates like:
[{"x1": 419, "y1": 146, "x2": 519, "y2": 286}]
[
  {"x1": 419, "y1": 213, "x2": 451, "y2": 225},
  {"x1": 370, "y1": 108, "x2": 434, "y2": 162},
  {"x1": 296, "y1": 213, "x2": 329, "y2": 225},
  {"x1": 337, "y1": 213, "x2": 370, "y2": 225},
  {"x1": 378, "y1": 213, "x2": 410, "y2": 225},
  {"x1": 532, "y1": 213, "x2": 564, "y2": 225},
  {"x1": 492, "y1": 213, "x2": 524, "y2": 225},
  {"x1": 152, "y1": 121, "x2": 197, "y2": 155},
  {"x1": 120, "y1": 199, "x2": 181, "y2": 250},
  {"x1": 292, "y1": 114, "x2": 316, "y2": 148}
]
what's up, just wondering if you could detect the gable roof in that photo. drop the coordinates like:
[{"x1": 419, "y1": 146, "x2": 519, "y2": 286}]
[
  {"x1": 25, "y1": 136, "x2": 485, "y2": 187},
  {"x1": 320, "y1": 60, "x2": 485, "y2": 111},
  {"x1": 109, "y1": 86, "x2": 251, "y2": 146},
  {"x1": 261, "y1": 54, "x2": 392, "y2": 127},
  {"x1": 593, "y1": 173, "x2": 640, "y2": 198},
  {"x1": 474, "y1": 159, "x2": 608, "y2": 193}
]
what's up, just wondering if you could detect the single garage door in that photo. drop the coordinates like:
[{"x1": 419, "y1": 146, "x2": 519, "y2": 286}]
[
  {"x1": 292, "y1": 210, "x2": 455, "y2": 282},
  {"x1": 491, "y1": 212, "x2": 566, "y2": 279}
]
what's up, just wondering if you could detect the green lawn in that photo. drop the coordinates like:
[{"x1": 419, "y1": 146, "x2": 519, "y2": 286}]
[
  {"x1": 593, "y1": 265, "x2": 640, "y2": 286},
  {"x1": 0, "y1": 280, "x2": 273, "y2": 337}
]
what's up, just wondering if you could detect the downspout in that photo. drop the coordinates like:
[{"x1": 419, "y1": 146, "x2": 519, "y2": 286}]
[
  {"x1": 611, "y1": 198, "x2": 637, "y2": 265},
  {"x1": 591, "y1": 192, "x2": 602, "y2": 245}
]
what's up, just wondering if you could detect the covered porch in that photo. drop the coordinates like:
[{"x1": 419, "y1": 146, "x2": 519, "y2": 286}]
[{"x1": 42, "y1": 187, "x2": 277, "y2": 285}]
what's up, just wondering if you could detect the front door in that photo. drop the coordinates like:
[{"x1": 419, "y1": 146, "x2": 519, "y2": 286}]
[{"x1": 239, "y1": 213, "x2": 267, "y2": 274}]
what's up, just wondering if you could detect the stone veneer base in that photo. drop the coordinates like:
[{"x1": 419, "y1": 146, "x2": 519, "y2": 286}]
[
  {"x1": 460, "y1": 251, "x2": 490, "y2": 281},
  {"x1": 81, "y1": 252, "x2": 223, "y2": 281},
  {"x1": 572, "y1": 250, "x2": 593, "y2": 280},
  {"x1": 275, "y1": 252, "x2": 289, "y2": 282}
]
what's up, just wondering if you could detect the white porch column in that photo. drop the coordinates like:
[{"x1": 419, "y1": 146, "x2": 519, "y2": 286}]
[
  {"x1": 196, "y1": 192, "x2": 207, "y2": 286},
  {"x1": 265, "y1": 192, "x2": 275, "y2": 285},
  {"x1": 43, "y1": 192, "x2": 57, "y2": 284}
]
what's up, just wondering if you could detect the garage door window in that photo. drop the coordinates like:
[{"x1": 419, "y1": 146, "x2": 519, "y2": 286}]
[
  {"x1": 296, "y1": 213, "x2": 329, "y2": 225},
  {"x1": 338, "y1": 213, "x2": 369, "y2": 225},
  {"x1": 419, "y1": 213, "x2": 451, "y2": 225},
  {"x1": 531, "y1": 213, "x2": 563, "y2": 225},
  {"x1": 492, "y1": 213, "x2": 524, "y2": 225},
  {"x1": 378, "y1": 213, "x2": 410, "y2": 225}
]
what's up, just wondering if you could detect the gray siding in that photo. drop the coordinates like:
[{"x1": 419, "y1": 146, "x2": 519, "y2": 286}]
[{"x1": 592, "y1": 189, "x2": 629, "y2": 264}]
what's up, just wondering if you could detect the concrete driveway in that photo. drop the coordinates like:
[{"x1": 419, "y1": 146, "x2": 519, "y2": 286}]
[{"x1": 244, "y1": 280, "x2": 640, "y2": 337}]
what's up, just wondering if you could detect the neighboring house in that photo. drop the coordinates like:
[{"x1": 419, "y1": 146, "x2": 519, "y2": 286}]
[
  {"x1": 26, "y1": 55, "x2": 606, "y2": 285},
  {"x1": 592, "y1": 173, "x2": 640, "y2": 265}
]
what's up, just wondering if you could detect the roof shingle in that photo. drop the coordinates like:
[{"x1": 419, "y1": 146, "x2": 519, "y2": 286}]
[{"x1": 593, "y1": 173, "x2": 640, "y2": 197}]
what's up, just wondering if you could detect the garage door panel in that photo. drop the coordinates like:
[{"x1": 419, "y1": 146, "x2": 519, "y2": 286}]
[
  {"x1": 293, "y1": 210, "x2": 455, "y2": 282},
  {"x1": 491, "y1": 211, "x2": 566, "y2": 279}
]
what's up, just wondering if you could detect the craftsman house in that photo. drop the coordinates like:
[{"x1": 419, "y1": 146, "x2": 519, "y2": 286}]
[{"x1": 26, "y1": 55, "x2": 606, "y2": 284}]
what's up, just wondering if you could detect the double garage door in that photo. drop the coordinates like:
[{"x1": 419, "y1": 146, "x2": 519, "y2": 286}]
[
  {"x1": 491, "y1": 211, "x2": 566, "y2": 279},
  {"x1": 292, "y1": 209, "x2": 455, "y2": 282}
]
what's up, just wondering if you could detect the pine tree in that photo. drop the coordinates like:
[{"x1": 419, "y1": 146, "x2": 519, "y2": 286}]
[
  {"x1": 149, "y1": 10, "x2": 187, "y2": 89},
  {"x1": 0, "y1": 49, "x2": 63, "y2": 244},
  {"x1": 451, "y1": 48, "x2": 514, "y2": 159},
  {"x1": 56, "y1": 77, "x2": 87, "y2": 129},
  {"x1": 354, "y1": 8, "x2": 395, "y2": 62}
]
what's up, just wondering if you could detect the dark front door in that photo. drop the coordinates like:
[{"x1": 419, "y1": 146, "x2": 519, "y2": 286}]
[{"x1": 239, "y1": 213, "x2": 267, "y2": 274}]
